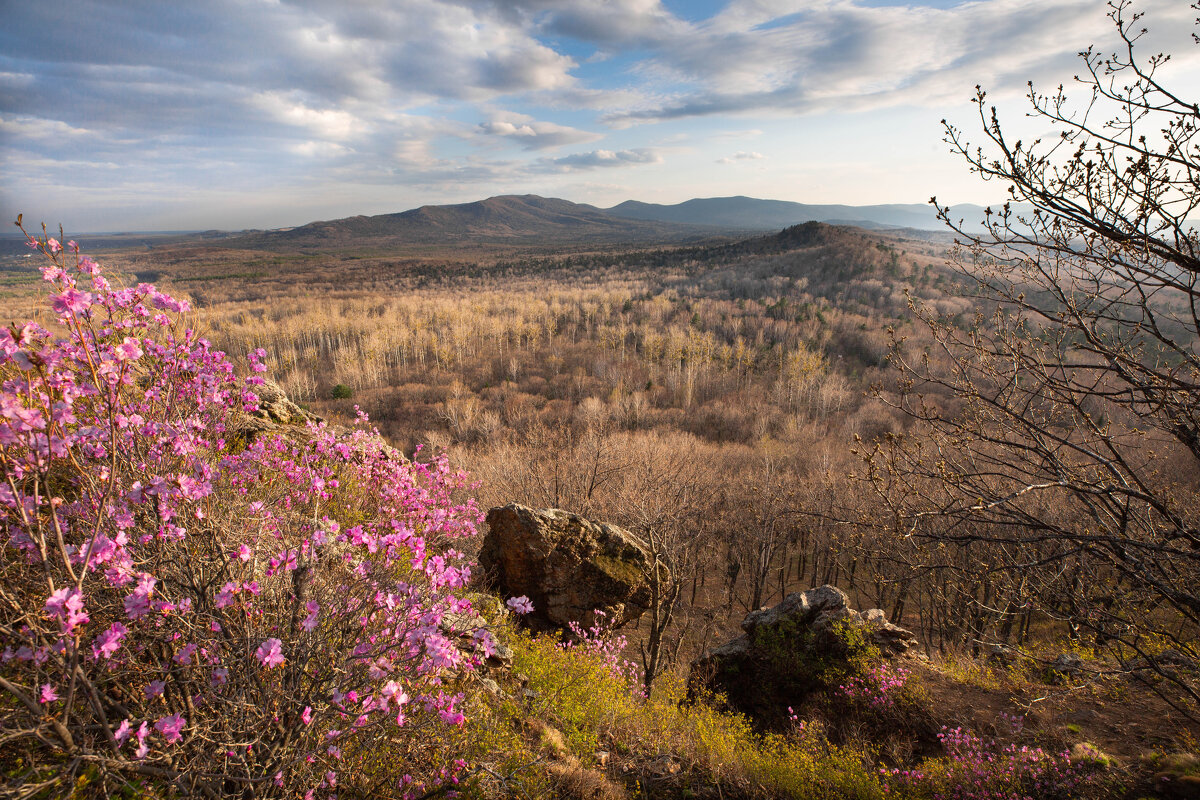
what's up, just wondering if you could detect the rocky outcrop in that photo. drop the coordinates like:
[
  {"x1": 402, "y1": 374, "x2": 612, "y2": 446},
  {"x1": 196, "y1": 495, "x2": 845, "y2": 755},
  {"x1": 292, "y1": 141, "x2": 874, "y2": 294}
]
[
  {"x1": 231, "y1": 379, "x2": 322, "y2": 442},
  {"x1": 479, "y1": 504, "x2": 660, "y2": 632},
  {"x1": 690, "y1": 585, "x2": 918, "y2": 720}
]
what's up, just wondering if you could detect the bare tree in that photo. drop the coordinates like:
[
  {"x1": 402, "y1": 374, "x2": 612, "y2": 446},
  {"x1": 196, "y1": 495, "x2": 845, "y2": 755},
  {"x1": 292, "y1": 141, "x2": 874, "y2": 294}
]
[
  {"x1": 609, "y1": 432, "x2": 715, "y2": 695},
  {"x1": 864, "y1": 0, "x2": 1200, "y2": 708}
]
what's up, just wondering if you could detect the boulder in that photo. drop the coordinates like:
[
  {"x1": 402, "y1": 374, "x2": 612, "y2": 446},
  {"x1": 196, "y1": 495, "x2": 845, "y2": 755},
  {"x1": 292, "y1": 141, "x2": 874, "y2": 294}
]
[
  {"x1": 1047, "y1": 652, "x2": 1084, "y2": 683},
  {"x1": 690, "y1": 585, "x2": 918, "y2": 720},
  {"x1": 232, "y1": 379, "x2": 322, "y2": 442},
  {"x1": 737, "y1": 585, "x2": 917, "y2": 655},
  {"x1": 479, "y1": 504, "x2": 659, "y2": 631}
]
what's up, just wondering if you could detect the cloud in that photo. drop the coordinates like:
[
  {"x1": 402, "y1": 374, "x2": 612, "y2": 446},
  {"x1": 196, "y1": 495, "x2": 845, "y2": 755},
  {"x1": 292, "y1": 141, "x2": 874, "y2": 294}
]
[
  {"x1": 532, "y1": 148, "x2": 663, "y2": 172},
  {"x1": 600, "y1": 0, "x2": 1200, "y2": 124},
  {"x1": 477, "y1": 113, "x2": 602, "y2": 150},
  {"x1": 490, "y1": 0, "x2": 691, "y2": 47},
  {"x1": 717, "y1": 151, "x2": 765, "y2": 163}
]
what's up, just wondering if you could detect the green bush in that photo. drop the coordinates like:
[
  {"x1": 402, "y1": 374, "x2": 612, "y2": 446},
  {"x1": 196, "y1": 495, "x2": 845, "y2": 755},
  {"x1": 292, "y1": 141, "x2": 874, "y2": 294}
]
[{"x1": 331, "y1": 383, "x2": 354, "y2": 399}]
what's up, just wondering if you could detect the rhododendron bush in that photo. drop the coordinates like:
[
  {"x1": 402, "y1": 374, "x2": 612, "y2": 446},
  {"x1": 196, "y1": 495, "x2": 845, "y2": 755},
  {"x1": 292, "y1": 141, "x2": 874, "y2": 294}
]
[{"x1": 0, "y1": 229, "x2": 489, "y2": 797}]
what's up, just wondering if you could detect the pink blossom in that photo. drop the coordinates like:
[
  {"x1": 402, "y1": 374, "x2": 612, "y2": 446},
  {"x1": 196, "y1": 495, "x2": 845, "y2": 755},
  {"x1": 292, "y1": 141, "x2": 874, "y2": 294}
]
[
  {"x1": 506, "y1": 595, "x2": 534, "y2": 615},
  {"x1": 256, "y1": 637, "x2": 284, "y2": 668},
  {"x1": 301, "y1": 600, "x2": 320, "y2": 632},
  {"x1": 133, "y1": 722, "x2": 150, "y2": 759},
  {"x1": 50, "y1": 287, "x2": 94, "y2": 315},
  {"x1": 92, "y1": 622, "x2": 127, "y2": 660},
  {"x1": 114, "y1": 337, "x2": 143, "y2": 361},
  {"x1": 39, "y1": 684, "x2": 58, "y2": 704},
  {"x1": 154, "y1": 713, "x2": 186, "y2": 744},
  {"x1": 45, "y1": 587, "x2": 89, "y2": 633}
]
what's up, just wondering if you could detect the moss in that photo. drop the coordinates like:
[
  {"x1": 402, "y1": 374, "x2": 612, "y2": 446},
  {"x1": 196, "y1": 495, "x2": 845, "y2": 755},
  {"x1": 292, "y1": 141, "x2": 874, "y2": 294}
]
[{"x1": 591, "y1": 553, "x2": 646, "y2": 587}]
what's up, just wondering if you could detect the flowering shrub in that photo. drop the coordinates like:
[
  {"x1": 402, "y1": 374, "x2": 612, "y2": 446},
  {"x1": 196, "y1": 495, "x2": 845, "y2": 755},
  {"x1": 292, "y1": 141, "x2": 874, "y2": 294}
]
[
  {"x1": 882, "y1": 725, "x2": 1087, "y2": 800},
  {"x1": 837, "y1": 662, "x2": 912, "y2": 710},
  {"x1": 557, "y1": 609, "x2": 642, "y2": 692},
  {"x1": 0, "y1": 230, "x2": 488, "y2": 797}
]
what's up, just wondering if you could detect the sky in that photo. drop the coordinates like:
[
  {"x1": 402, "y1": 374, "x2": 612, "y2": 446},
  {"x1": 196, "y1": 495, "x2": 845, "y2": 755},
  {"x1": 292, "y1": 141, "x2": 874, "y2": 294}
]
[{"x1": 1, "y1": 0, "x2": 1197, "y2": 232}]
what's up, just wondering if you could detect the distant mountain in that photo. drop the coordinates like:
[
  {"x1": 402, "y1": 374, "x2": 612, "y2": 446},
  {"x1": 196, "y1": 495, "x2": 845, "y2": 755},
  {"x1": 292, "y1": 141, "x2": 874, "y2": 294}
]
[
  {"x1": 606, "y1": 196, "x2": 988, "y2": 231},
  {"x1": 232, "y1": 195, "x2": 716, "y2": 249}
]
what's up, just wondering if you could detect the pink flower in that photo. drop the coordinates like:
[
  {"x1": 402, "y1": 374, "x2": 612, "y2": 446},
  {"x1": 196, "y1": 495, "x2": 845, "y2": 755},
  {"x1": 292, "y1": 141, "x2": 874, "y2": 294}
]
[
  {"x1": 39, "y1": 684, "x2": 58, "y2": 704},
  {"x1": 237, "y1": 544, "x2": 252, "y2": 561},
  {"x1": 133, "y1": 722, "x2": 150, "y2": 759},
  {"x1": 174, "y1": 642, "x2": 198, "y2": 664},
  {"x1": 45, "y1": 587, "x2": 89, "y2": 633},
  {"x1": 301, "y1": 600, "x2": 320, "y2": 632},
  {"x1": 154, "y1": 713, "x2": 186, "y2": 744},
  {"x1": 124, "y1": 574, "x2": 156, "y2": 619},
  {"x1": 114, "y1": 337, "x2": 143, "y2": 361},
  {"x1": 145, "y1": 680, "x2": 165, "y2": 699},
  {"x1": 256, "y1": 638, "x2": 284, "y2": 668},
  {"x1": 92, "y1": 622, "x2": 127, "y2": 660},
  {"x1": 50, "y1": 287, "x2": 94, "y2": 315},
  {"x1": 301, "y1": 705, "x2": 313, "y2": 725},
  {"x1": 506, "y1": 595, "x2": 534, "y2": 615},
  {"x1": 215, "y1": 582, "x2": 237, "y2": 608},
  {"x1": 114, "y1": 719, "x2": 133, "y2": 744}
]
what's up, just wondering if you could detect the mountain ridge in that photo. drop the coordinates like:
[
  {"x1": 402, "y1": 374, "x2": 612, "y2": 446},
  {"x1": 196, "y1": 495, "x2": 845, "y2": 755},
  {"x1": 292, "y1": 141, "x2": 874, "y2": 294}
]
[{"x1": 221, "y1": 193, "x2": 979, "y2": 250}]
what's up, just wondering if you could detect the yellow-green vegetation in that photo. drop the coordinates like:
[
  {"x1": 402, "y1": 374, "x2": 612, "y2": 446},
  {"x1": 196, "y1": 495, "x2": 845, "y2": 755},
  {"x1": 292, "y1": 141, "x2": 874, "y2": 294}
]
[{"x1": 503, "y1": 626, "x2": 887, "y2": 799}]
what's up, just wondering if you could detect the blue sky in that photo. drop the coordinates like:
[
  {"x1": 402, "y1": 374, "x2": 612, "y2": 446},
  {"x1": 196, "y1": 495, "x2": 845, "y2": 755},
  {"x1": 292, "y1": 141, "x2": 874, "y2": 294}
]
[{"x1": 1, "y1": 0, "x2": 1197, "y2": 232}]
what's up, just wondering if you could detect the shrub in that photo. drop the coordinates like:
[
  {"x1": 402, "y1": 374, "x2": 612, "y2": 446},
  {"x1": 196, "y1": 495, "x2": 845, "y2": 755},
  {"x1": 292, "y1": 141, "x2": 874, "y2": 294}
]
[
  {"x1": 883, "y1": 725, "x2": 1090, "y2": 800},
  {"x1": 331, "y1": 383, "x2": 354, "y2": 399},
  {"x1": 0, "y1": 234, "x2": 487, "y2": 798}
]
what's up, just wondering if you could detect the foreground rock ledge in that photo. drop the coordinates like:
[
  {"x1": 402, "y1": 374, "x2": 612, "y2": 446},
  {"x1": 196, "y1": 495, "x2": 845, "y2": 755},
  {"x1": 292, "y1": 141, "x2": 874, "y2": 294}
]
[{"x1": 479, "y1": 504, "x2": 661, "y2": 632}]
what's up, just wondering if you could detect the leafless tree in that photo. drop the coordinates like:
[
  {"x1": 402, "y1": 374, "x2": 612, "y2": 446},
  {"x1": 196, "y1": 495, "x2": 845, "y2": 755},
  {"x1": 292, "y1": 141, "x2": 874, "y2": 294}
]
[{"x1": 864, "y1": 0, "x2": 1200, "y2": 709}]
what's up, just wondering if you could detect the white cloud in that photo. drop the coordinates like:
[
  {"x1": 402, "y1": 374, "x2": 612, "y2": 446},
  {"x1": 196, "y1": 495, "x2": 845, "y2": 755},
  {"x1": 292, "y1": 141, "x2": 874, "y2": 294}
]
[
  {"x1": 717, "y1": 151, "x2": 764, "y2": 163},
  {"x1": 532, "y1": 148, "x2": 663, "y2": 172},
  {"x1": 477, "y1": 113, "x2": 602, "y2": 149}
]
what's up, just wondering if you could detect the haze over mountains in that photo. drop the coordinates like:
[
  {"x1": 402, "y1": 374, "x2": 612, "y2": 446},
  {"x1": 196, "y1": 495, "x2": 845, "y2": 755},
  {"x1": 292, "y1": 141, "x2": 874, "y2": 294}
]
[
  {"x1": 606, "y1": 196, "x2": 975, "y2": 231},
  {"x1": 1, "y1": 194, "x2": 993, "y2": 255},
  {"x1": 226, "y1": 194, "x2": 984, "y2": 250}
]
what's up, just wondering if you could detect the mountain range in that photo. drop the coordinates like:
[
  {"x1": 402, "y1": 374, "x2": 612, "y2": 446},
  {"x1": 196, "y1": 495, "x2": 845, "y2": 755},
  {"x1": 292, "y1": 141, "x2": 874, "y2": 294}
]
[
  {"x1": 605, "y1": 196, "x2": 978, "y2": 231},
  {"x1": 0, "y1": 195, "x2": 997, "y2": 255},
  {"x1": 221, "y1": 194, "x2": 984, "y2": 250}
]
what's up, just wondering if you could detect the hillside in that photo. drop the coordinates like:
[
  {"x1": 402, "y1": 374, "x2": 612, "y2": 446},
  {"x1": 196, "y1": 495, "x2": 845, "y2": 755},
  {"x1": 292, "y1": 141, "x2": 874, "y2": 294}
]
[
  {"x1": 226, "y1": 195, "x2": 721, "y2": 250},
  {"x1": 606, "y1": 196, "x2": 990, "y2": 231}
]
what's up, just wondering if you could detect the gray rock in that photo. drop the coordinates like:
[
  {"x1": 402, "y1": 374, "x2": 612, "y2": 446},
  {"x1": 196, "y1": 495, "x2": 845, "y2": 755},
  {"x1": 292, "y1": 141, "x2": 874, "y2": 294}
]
[
  {"x1": 486, "y1": 640, "x2": 514, "y2": 669},
  {"x1": 479, "y1": 504, "x2": 660, "y2": 631},
  {"x1": 1050, "y1": 652, "x2": 1084, "y2": 677},
  {"x1": 856, "y1": 608, "x2": 919, "y2": 655},
  {"x1": 689, "y1": 585, "x2": 919, "y2": 719}
]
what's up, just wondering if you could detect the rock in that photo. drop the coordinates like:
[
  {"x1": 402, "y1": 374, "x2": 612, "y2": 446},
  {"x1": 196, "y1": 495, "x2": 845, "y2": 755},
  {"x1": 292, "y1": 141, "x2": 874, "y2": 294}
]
[
  {"x1": 231, "y1": 379, "x2": 322, "y2": 442},
  {"x1": 857, "y1": 607, "x2": 919, "y2": 655},
  {"x1": 1048, "y1": 653, "x2": 1084, "y2": 681},
  {"x1": 251, "y1": 379, "x2": 320, "y2": 426},
  {"x1": 479, "y1": 504, "x2": 660, "y2": 631},
  {"x1": 738, "y1": 586, "x2": 916, "y2": 655},
  {"x1": 486, "y1": 639, "x2": 514, "y2": 670},
  {"x1": 690, "y1": 585, "x2": 919, "y2": 720},
  {"x1": 987, "y1": 644, "x2": 1014, "y2": 668}
]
